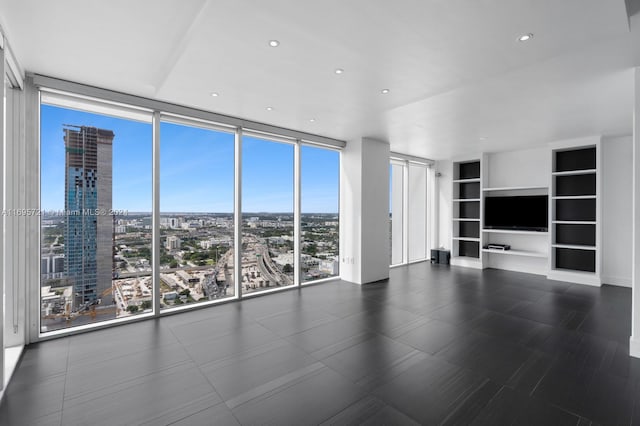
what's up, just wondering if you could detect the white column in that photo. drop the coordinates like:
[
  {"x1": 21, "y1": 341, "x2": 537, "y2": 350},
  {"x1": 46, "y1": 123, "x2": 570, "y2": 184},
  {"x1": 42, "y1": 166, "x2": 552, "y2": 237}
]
[
  {"x1": 340, "y1": 137, "x2": 390, "y2": 284},
  {"x1": 631, "y1": 67, "x2": 640, "y2": 358}
]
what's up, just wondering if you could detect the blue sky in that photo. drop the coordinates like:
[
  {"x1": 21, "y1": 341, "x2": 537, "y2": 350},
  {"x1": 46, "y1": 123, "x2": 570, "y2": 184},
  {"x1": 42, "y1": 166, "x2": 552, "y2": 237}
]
[{"x1": 41, "y1": 104, "x2": 339, "y2": 213}]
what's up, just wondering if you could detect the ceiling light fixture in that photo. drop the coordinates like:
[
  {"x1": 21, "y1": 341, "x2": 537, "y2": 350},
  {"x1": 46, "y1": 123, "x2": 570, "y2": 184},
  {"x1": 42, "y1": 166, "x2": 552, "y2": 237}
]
[
  {"x1": 381, "y1": 89, "x2": 390, "y2": 94},
  {"x1": 210, "y1": 92, "x2": 219, "y2": 97},
  {"x1": 334, "y1": 68, "x2": 344, "y2": 74},
  {"x1": 269, "y1": 40, "x2": 280, "y2": 47},
  {"x1": 479, "y1": 137, "x2": 487, "y2": 141},
  {"x1": 518, "y1": 33, "x2": 533, "y2": 42},
  {"x1": 266, "y1": 106, "x2": 274, "y2": 111},
  {"x1": 309, "y1": 118, "x2": 316, "y2": 122}
]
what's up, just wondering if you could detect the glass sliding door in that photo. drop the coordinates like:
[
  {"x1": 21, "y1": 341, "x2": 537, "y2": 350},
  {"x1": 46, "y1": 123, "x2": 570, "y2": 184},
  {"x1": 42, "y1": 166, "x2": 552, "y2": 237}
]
[
  {"x1": 159, "y1": 119, "x2": 235, "y2": 309},
  {"x1": 390, "y1": 161, "x2": 405, "y2": 265},
  {"x1": 390, "y1": 158, "x2": 430, "y2": 266},
  {"x1": 241, "y1": 135, "x2": 294, "y2": 294},
  {"x1": 40, "y1": 96, "x2": 152, "y2": 332},
  {"x1": 300, "y1": 145, "x2": 339, "y2": 283},
  {"x1": 408, "y1": 163, "x2": 428, "y2": 262}
]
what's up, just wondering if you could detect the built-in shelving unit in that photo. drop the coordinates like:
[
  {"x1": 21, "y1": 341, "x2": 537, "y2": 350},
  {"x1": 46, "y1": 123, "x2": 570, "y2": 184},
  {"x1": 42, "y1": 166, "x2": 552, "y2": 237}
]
[
  {"x1": 478, "y1": 148, "x2": 551, "y2": 276},
  {"x1": 451, "y1": 159, "x2": 482, "y2": 267},
  {"x1": 549, "y1": 144, "x2": 601, "y2": 286}
]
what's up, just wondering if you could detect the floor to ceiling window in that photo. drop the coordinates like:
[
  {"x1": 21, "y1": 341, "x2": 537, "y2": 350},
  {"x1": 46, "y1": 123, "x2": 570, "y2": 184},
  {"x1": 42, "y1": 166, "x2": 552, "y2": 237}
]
[
  {"x1": 301, "y1": 144, "x2": 340, "y2": 282},
  {"x1": 40, "y1": 95, "x2": 153, "y2": 332},
  {"x1": 241, "y1": 135, "x2": 295, "y2": 294},
  {"x1": 36, "y1": 80, "x2": 343, "y2": 337},
  {"x1": 389, "y1": 157, "x2": 431, "y2": 266},
  {"x1": 159, "y1": 118, "x2": 235, "y2": 309}
]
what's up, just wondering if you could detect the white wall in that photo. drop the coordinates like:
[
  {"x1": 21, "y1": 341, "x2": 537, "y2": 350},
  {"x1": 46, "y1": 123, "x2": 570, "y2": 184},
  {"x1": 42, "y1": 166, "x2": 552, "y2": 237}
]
[
  {"x1": 602, "y1": 136, "x2": 633, "y2": 287},
  {"x1": 631, "y1": 67, "x2": 640, "y2": 358},
  {"x1": 340, "y1": 137, "x2": 390, "y2": 284},
  {"x1": 435, "y1": 160, "x2": 452, "y2": 250},
  {"x1": 485, "y1": 147, "x2": 549, "y2": 188}
]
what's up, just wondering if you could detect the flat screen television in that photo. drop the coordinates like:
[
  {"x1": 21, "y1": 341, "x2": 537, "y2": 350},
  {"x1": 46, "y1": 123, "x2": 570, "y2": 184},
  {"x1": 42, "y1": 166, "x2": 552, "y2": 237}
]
[{"x1": 484, "y1": 195, "x2": 548, "y2": 232}]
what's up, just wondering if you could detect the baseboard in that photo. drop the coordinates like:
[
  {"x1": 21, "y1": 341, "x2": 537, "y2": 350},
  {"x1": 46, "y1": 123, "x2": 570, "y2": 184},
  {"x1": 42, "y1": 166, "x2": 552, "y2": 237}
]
[
  {"x1": 601, "y1": 275, "x2": 632, "y2": 288},
  {"x1": 451, "y1": 257, "x2": 483, "y2": 269},
  {"x1": 547, "y1": 270, "x2": 601, "y2": 287},
  {"x1": 630, "y1": 336, "x2": 640, "y2": 359}
]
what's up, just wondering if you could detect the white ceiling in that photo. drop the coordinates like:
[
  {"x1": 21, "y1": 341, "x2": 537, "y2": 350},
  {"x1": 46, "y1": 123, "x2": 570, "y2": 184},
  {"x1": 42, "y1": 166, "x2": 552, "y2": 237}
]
[{"x1": 0, "y1": 0, "x2": 638, "y2": 159}]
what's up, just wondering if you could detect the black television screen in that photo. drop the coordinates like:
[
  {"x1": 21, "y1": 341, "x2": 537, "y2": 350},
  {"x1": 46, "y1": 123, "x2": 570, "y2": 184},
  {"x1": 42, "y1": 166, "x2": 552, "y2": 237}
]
[{"x1": 484, "y1": 195, "x2": 548, "y2": 231}]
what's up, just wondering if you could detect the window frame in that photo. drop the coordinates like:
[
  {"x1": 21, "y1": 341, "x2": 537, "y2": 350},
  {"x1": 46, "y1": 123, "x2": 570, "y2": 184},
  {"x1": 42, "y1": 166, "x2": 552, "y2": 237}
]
[{"x1": 30, "y1": 77, "x2": 344, "y2": 341}]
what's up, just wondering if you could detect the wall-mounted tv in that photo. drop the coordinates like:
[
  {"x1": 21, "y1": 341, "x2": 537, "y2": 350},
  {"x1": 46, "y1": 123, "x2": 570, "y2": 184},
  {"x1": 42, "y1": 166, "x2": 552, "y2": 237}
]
[{"x1": 484, "y1": 195, "x2": 548, "y2": 232}]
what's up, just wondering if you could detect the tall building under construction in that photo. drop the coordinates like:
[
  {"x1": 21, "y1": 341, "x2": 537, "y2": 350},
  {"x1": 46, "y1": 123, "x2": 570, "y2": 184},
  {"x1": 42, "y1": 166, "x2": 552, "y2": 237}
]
[{"x1": 64, "y1": 125, "x2": 114, "y2": 309}]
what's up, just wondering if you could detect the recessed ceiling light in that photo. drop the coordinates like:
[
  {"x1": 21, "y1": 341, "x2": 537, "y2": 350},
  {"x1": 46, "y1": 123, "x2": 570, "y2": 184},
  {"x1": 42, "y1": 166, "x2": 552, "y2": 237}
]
[
  {"x1": 309, "y1": 118, "x2": 316, "y2": 122},
  {"x1": 334, "y1": 68, "x2": 344, "y2": 74},
  {"x1": 381, "y1": 89, "x2": 390, "y2": 94},
  {"x1": 518, "y1": 33, "x2": 533, "y2": 42},
  {"x1": 210, "y1": 92, "x2": 219, "y2": 97},
  {"x1": 269, "y1": 40, "x2": 280, "y2": 47},
  {"x1": 266, "y1": 107, "x2": 274, "y2": 111}
]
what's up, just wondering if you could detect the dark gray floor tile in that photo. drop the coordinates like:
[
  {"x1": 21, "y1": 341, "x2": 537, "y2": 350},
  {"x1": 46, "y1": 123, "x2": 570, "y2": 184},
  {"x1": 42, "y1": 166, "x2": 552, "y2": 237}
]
[
  {"x1": 320, "y1": 334, "x2": 415, "y2": 383},
  {"x1": 471, "y1": 311, "x2": 550, "y2": 346},
  {"x1": 505, "y1": 350, "x2": 554, "y2": 394},
  {"x1": 66, "y1": 318, "x2": 178, "y2": 366},
  {"x1": 0, "y1": 374, "x2": 65, "y2": 425},
  {"x1": 507, "y1": 300, "x2": 576, "y2": 327},
  {"x1": 284, "y1": 316, "x2": 374, "y2": 356},
  {"x1": 320, "y1": 396, "x2": 420, "y2": 426},
  {"x1": 200, "y1": 339, "x2": 317, "y2": 401},
  {"x1": 12, "y1": 339, "x2": 69, "y2": 382},
  {"x1": 436, "y1": 330, "x2": 535, "y2": 384},
  {"x1": 62, "y1": 362, "x2": 220, "y2": 426},
  {"x1": 440, "y1": 379, "x2": 501, "y2": 426},
  {"x1": 183, "y1": 323, "x2": 280, "y2": 366},
  {"x1": 428, "y1": 302, "x2": 488, "y2": 325},
  {"x1": 256, "y1": 307, "x2": 339, "y2": 337},
  {"x1": 470, "y1": 386, "x2": 579, "y2": 426},
  {"x1": 395, "y1": 319, "x2": 470, "y2": 355},
  {"x1": 64, "y1": 342, "x2": 192, "y2": 399},
  {"x1": 372, "y1": 354, "x2": 487, "y2": 425},
  {"x1": 347, "y1": 305, "x2": 430, "y2": 339},
  {"x1": 147, "y1": 401, "x2": 240, "y2": 426},
  {"x1": 231, "y1": 366, "x2": 365, "y2": 426},
  {"x1": 533, "y1": 359, "x2": 635, "y2": 425}
]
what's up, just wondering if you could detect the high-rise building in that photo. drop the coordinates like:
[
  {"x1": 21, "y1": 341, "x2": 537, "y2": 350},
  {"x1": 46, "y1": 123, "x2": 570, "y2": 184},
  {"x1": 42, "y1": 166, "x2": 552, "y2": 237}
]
[
  {"x1": 64, "y1": 125, "x2": 114, "y2": 309},
  {"x1": 165, "y1": 235, "x2": 181, "y2": 250}
]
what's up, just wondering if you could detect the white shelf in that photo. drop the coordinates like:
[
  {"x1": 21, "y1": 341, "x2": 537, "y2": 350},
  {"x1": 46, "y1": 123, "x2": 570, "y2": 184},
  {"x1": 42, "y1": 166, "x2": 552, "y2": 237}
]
[
  {"x1": 552, "y1": 169, "x2": 596, "y2": 176},
  {"x1": 453, "y1": 218, "x2": 480, "y2": 222},
  {"x1": 482, "y1": 248, "x2": 547, "y2": 258},
  {"x1": 552, "y1": 220, "x2": 596, "y2": 225},
  {"x1": 452, "y1": 178, "x2": 480, "y2": 183},
  {"x1": 552, "y1": 195, "x2": 596, "y2": 200},
  {"x1": 453, "y1": 237, "x2": 480, "y2": 242},
  {"x1": 453, "y1": 198, "x2": 480, "y2": 202},
  {"x1": 482, "y1": 229, "x2": 548, "y2": 235},
  {"x1": 483, "y1": 186, "x2": 548, "y2": 192},
  {"x1": 552, "y1": 244, "x2": 596, "y2": 251}
]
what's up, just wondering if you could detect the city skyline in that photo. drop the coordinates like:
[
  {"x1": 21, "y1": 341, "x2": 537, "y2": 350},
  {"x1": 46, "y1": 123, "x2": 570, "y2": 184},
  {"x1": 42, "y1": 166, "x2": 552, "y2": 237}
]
[{"x1": 41, "y1": 104, "x2": 340, "y2": 213}]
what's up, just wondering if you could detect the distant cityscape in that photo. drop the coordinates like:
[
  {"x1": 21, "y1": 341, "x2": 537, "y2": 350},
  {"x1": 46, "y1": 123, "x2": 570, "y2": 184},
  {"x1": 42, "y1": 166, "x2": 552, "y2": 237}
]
[{"x1": 40, "y1": 125, "x2": 338, "y2": 332}]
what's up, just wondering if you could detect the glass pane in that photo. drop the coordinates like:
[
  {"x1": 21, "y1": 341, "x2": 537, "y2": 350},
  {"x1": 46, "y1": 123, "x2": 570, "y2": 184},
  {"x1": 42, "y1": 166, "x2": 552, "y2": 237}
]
[
  {"x1": 241, "y1": 136, "x2": 294, "y2": 294},
  {"x1": 408, "y1": 164, "x2": 427, "y2": 261},
  {"x1": 390, "y1": 163, "x2": 404, "y2": 265},
  {"x1": 40, "y1": 103, "x2": 152, "y2": 332},
  {"x1": 159, "y1": 121, "x2": 235, "y2": 309},
  {"x1": 301, "y1": 145, "x2": 339, "y2": 283}
]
